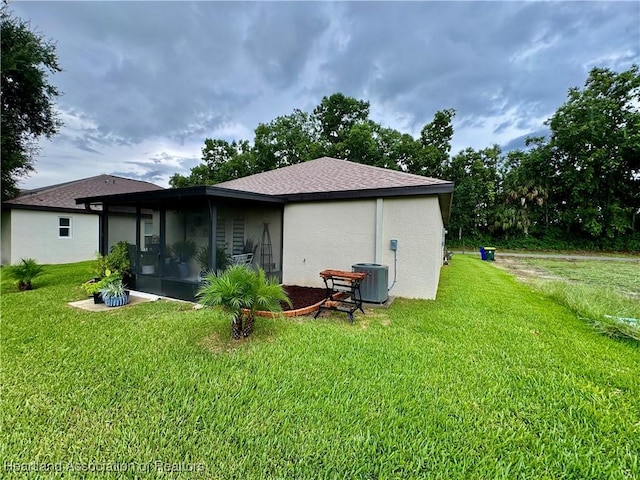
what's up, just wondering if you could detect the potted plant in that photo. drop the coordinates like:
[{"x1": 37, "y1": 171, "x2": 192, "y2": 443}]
[
  {"x1": 82, "y1": 269, "x2": 121, "y2": 304},
  {"x1": 140, "y1": 252, "x2": 157, "y2": 274},
  {"x1": 7, "y1": 258, "x2": 44, "y2": 291},
  {"x1": 170, "y1": 239, "x2": 197, "y2": 278},
  {"x1": 100, "y1": 276, "x2": 130, "y2": 308},
  {"x1": 195, "y1": 245, "x2": 232, "y2": 281},
  {"x1": 196, "y1": 245, "x2": 210, "y2": 282},
  {"x1": 82, "y1": 277, "x2": 105, "y2": 303},
  {"x1": 94, "y1": 241, "x2": 133, "y2": 288},
  {"x1": 171, "y1": 239, "x2": 197, "y2": 263}
]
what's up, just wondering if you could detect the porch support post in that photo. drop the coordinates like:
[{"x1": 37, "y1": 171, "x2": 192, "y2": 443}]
[
  {"x1": 375, "y1": 198, "x2": 383, "y2": 264},
  {"x1": 159, "y1": 208, "x2": 166, "y2": 277},
  {"x1": 100, "y1": 203, "x2": 109, "y2": 255},
  {"x1": 135, "y1": 207, "x2": 141, "y2": 274},
  {"x1": 208, "y1": 200, "x2": 217, "y2": 272}
]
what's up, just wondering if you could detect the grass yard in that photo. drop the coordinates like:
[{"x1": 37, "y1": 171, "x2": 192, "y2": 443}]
[
  {"x1": 497, "y1": 257, "x2": 640, "y2": 297},
  {"x1": 495, "y1": 256, "x2": 640, "y2": 341},
  {"x1": 1, "y1": 257, "x2": 639, "y2": 479}
]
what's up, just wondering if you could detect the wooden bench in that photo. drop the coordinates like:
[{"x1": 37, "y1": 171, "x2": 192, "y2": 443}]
[{"x1": 315, "y1": 269, "x2": 366, "y2": 322}]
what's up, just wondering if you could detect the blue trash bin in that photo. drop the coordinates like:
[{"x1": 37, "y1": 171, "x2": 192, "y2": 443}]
[{"x1": 479, "y1": 247, "x2": 486, "y2": 260}]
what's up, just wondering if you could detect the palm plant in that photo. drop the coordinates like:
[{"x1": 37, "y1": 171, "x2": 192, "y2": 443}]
[
  {"x1": 196, "y1": 265, "x2": 291, "y2": 339},
  {"x1": 170, "y1": 239, "x2": 197, "y2": 263},
  {"x1": 7, "y1": 258, "x2": 44, "y2": 290}
]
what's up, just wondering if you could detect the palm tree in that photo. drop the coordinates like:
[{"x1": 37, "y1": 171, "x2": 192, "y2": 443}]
[
  {"x1": 196, "y1": 265, "x2": 291, "y2": 339},
  {"x1": 7, "y1": 258, "x2": 44, "y2": 290},
  {"x1": 242, "y1": 268, "x2": 292, "y2": 337}
]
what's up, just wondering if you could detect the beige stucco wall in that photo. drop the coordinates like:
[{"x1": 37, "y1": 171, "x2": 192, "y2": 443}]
[
  {"x1": 1, "y1": 210, "x2": 11, "y2": 265},
  {"x1": 282, "y1": 196, "x2": 444, "y2": 299},
  {"x1": 107, "y1": 214, "x2": 137, "y2": 249},
  {"x1": 5, "y1": 209, "x2": 99, "y2": 264},
  {"x1": 381, "y1": 196, "x2": 444, "y2": 299},
  {"x1": 282, "y1": 200, "x2": 376, "y2": 289}
]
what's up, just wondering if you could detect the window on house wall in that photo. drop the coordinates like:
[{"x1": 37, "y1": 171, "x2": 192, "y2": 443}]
[
  {"x1": 58, "y1": 217, "x2": 72, "y2": 238},
  {"x1": 144, "y1": 221, "x2": 153, "y2": 249},
  {"x1": 232, "y1": 218, "x2": 244, "y2": 254}
]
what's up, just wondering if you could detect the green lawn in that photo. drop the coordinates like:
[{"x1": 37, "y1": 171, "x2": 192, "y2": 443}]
[
  {"x1": 508, "y1": 257, "x2": 640, "y2": 297},
  {"x1": 495, "y1": 257, "x2": 640, "y2": 341},
  {"x1": 1, "y1": 257, "x2": 639, "y2": 479}
]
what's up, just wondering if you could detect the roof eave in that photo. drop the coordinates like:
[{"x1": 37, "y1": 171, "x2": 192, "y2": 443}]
[
  {"x1": 75, "y1": 185, "x2": 287, "y2": 206},
  {"x1": 276, "y1": 183, "x2": 454, "y2": 202},
  {"x1": 1, "y1": 203, "x2": 98, "y2": 214}
]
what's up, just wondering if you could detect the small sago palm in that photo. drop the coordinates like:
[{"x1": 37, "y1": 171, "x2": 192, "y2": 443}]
[
  {"x1": 7, "y1": 258, "x2": 44, "y2": 291},
  {"x1": 243, "y1": 268, "x2": 292, "y2": 337},
  {"x1": 196, "y1": 265, "x2": 291, "y2": 339}
]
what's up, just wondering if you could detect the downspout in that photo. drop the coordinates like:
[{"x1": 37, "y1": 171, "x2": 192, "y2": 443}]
[{"x1": 375, "y1": 198, "x2": 383, "y2": 264}]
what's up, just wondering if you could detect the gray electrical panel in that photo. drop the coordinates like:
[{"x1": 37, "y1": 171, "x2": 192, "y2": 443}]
[{"x1": 352, "y1": 263, "x2": 389, "y2": 303}]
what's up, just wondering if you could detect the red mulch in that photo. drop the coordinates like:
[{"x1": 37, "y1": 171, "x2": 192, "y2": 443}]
[{"x1": 281, "y1": 285, "x2": 327, "y2": 311}]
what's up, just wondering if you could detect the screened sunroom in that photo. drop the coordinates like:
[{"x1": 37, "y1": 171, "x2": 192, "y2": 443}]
[{"x1": 77, "y1": 187, "x2": 285, "y2": 301}]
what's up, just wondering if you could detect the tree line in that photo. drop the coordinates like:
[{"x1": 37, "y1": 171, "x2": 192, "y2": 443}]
[{"x1": 172, "y1": 66, "x2": 639, "y2": 251}]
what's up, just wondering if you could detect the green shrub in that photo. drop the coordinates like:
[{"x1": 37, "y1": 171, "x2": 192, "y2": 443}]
[
  {"x1": 6, "y1": 258, "x2": 44, "y2": 290},
  {"x1": 94, "y1": 241, "x2": 131, "y2": 278}
]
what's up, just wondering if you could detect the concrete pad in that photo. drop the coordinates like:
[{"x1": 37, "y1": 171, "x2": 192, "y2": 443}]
[{"x1": 68, "y1": 291, "x2": 160, "y2": 312}]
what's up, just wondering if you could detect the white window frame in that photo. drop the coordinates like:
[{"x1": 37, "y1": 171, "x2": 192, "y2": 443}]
[
  {"x1": 143, "y1": 221, "x2": 153, "y2": 249},
  {"x1": 58, "y1": 216, "x2": 72, "y2": 239}
]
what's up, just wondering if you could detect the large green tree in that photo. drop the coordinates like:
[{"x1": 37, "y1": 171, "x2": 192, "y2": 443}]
[
  {"x1": 546, "y1": 65, "x2": 640, "y2": 238},
  {"x1": 171, "y1": 92, "x2": 458, "y2": 190},
  {"x1": 496, "y1": 138, "x2": 552, "y2": 236},
  {"x1": 1, "y1": 7, "x2": 62, "y2": 200},
  {"x1": 444, "y1": 145, "x2": 501, "y2": 240},
  {"x1": 408, "y1": 108, "x2": 456, "y2": 178},
  {"x1": 170, "y1": 139, "x2": 253, "y2": 187},
  {"x1": 252, "y1": 109, "x2": 323, "y2": 172},
  {"x1": 312, "y1": 93, "x2": 370, "y2": 150}
]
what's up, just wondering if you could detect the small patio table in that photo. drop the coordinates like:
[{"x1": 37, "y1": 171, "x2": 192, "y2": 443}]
[{"x1": 314, "y1": 269, "x2": 366, "y2": 322}]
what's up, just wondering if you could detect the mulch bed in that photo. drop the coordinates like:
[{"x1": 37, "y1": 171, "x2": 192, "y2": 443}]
[{"x1": 281, "y1": 285, "x2": 327, "y2": 311}]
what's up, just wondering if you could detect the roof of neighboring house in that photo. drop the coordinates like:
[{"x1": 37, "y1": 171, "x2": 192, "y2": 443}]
[
  {"x1": 3, "y1": 174, "x2": 164, "y2": 213},
  {"x1": 215, "y1": 157, "x2": 453, "y2": 199}
]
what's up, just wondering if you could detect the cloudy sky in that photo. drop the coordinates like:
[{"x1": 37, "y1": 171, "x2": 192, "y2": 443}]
[{"x1": 11, "y1": 0, "x2": 640, "y2": 189}]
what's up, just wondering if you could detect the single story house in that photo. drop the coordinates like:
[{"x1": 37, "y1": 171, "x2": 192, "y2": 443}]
[
  {"x1": 1, "y1": 175, "x2": 163, "y2": 265},
  {"x1": 75, "y1": 157, "x2": 454, "y2": 302}
]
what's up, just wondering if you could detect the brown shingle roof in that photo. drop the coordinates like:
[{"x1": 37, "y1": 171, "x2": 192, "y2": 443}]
[
  {"x1": 215, "y1": 157, "x2": 452, "y2": 196},
  {"x1": 4, "y1": 174, "x2": 164, "y2": 211}
]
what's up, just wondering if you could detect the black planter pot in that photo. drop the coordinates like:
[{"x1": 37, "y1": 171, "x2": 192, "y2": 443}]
[
  {"x1": 93, "y1": 292, "x2": 104, "y2": 304},
  {"x1": 122, "y1": 272, "x2": 135, "y2": 290}
]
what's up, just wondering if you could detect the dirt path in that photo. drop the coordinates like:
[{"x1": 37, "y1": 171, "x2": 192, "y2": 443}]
[
  {"x1": 452, "y1": 251, "x2": 640, "y2": 262},
  {"x1": 490, "y1": 257, "x2": 563, "y2": 284}
]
